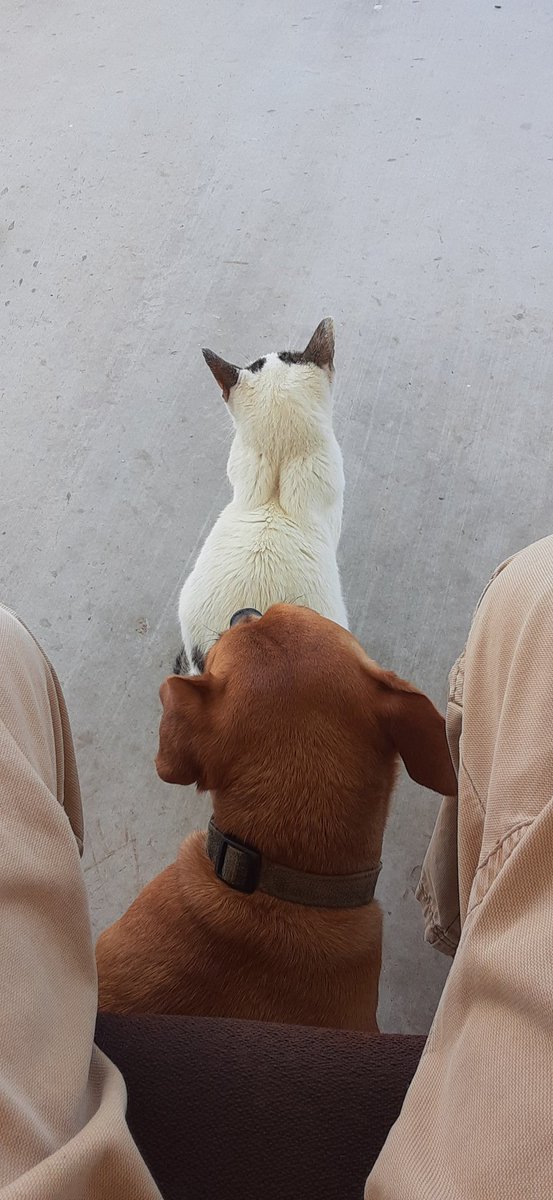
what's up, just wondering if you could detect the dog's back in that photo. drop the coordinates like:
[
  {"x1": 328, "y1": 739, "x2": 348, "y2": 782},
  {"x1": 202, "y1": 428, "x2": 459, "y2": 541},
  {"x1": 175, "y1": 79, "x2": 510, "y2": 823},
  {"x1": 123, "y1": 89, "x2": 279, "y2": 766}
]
[
  {"x1": 178, "y1": 320, "x2": 347, "y2": 670},
  {"x1": 97, "y1": 831, "x2": 382, "y2": 1028}
]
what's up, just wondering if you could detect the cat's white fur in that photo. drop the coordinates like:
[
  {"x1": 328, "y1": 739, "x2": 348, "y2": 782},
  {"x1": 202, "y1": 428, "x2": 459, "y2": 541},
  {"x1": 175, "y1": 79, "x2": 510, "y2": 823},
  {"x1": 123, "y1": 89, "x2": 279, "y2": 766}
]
[{"x1": 178, "y1": 321, "x2": 347, "y2": 671}]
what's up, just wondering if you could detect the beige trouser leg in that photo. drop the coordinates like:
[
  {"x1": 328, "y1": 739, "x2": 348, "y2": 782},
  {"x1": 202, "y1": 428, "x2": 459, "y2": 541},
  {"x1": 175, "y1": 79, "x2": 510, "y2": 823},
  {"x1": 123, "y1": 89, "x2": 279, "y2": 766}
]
[
  {"x1": 0, "y1": 606, "x2": 160, "y2": 1200},
  {"x1": 366, "y1": 535, "x2": 553, "y2": 1199}
]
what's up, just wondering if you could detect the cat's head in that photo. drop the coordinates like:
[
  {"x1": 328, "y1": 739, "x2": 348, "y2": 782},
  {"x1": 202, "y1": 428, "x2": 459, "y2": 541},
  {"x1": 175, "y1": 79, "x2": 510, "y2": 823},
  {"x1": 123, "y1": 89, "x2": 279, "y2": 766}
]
[{"x1": 201, "y1": 319, "x2": 335, "y2": 423}]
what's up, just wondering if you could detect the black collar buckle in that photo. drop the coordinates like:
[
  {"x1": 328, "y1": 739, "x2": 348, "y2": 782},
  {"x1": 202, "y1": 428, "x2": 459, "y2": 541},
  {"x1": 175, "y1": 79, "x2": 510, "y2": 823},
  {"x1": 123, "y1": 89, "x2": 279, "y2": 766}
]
[{"x1": 213, "y1": 827, "x2": 262, "y2": 894}]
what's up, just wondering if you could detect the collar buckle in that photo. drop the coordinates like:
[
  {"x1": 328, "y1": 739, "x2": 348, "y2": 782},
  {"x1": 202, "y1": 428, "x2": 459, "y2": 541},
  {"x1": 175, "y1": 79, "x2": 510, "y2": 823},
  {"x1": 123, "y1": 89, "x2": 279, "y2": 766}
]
[
  {"x1": 212, "y1": 826, "x2": 261, "y2": 894},
  {"x1": 207, "y1": 816, "x2": 381, "y2": 907}
]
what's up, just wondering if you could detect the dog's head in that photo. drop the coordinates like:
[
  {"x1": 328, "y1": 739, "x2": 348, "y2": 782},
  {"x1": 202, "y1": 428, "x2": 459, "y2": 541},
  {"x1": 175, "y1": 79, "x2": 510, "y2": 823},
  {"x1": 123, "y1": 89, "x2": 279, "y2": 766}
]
[{"x1": 157, "y1": 606, "x2": 456, "y2": 872}]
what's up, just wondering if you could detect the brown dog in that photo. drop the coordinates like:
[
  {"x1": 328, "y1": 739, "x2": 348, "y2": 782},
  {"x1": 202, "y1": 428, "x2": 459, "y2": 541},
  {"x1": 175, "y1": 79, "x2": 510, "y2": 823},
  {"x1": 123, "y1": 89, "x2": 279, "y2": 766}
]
[{"x1": 96, "y1": 605, "x2": 456, "y2": 1031}]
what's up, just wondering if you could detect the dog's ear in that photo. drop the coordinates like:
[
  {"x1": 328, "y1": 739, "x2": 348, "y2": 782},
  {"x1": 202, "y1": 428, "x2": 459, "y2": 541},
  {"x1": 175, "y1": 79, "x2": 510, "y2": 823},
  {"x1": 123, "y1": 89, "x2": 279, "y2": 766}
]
[
  {"x1": 301, "y1": 318, "x2": 335, "y2": 371},
  {"x1": 371, "y1": 667, "x2": 457, "y2": 795},
  {"x1": 156, "y1": 674, "x2": 214, "y2": 786},
  {"x1": 202, "y1": 349, "x2": 240, "y2": 401}
]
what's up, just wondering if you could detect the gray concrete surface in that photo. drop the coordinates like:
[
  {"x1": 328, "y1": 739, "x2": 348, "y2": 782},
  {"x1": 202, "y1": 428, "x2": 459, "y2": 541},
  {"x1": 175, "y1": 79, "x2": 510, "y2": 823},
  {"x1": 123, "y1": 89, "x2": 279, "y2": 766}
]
[{"x1": 2, "y1": 0, "x2": 552, "y2": 1032}]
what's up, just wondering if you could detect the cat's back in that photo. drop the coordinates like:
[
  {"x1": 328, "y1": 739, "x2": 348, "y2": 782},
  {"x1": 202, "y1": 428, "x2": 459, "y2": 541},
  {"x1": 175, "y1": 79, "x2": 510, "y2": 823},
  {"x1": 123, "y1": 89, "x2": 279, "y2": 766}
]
[
  {"x1": 186, "y1": 494, "x2": 333, "y2": 595},
  {"x1": 179, "y1": 496, "x2": 347, "y2": 648}
]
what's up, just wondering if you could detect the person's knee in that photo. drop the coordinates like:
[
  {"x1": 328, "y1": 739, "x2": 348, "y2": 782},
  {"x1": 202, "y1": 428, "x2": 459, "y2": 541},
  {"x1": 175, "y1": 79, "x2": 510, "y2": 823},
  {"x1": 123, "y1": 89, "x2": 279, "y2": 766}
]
[{"x1": 0, "y1": 603, "x2": 46, "y2": 667}]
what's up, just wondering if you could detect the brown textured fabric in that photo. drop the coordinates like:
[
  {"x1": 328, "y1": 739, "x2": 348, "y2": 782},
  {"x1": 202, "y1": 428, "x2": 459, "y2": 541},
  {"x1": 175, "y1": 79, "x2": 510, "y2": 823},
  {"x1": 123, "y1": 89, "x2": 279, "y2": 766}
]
[
  {"x1": 367, "y1": 536, "x2": 553, "y2": 1199},
  {"x1": 206, "y1": 816, "x2": 382, "y2": 906},
  {"x1": 95, "y1": 1014, "x2": 424, "y2": 1200}
]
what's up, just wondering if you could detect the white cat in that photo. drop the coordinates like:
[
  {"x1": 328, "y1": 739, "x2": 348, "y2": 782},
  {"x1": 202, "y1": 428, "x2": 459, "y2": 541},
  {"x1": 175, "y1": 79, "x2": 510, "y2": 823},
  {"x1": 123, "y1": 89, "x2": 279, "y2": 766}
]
[{"x1": 177, "y1": 318, "x2": 348, "y2": 673}]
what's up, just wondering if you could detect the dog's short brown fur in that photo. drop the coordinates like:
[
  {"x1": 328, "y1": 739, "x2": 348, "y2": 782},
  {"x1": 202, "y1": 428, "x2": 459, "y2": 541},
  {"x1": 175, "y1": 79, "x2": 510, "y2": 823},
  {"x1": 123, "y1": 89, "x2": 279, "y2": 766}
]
[{"x1": 96, "y1": 605, "x2": 456, "y2": 1031}]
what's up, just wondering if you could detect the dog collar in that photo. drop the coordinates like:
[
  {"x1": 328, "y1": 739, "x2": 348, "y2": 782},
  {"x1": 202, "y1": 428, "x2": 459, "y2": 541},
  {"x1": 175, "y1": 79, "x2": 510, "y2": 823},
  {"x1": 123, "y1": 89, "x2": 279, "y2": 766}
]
[{"x1": 206, "y1": 817, "x2": 381, "y2": 908}]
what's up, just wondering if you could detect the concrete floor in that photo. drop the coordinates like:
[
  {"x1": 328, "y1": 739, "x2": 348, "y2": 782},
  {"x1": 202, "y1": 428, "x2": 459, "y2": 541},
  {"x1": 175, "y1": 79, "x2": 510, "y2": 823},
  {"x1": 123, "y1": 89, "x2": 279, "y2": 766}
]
[{"x1": 2, "y1": 0, "x2": 552, "y2": 1032}]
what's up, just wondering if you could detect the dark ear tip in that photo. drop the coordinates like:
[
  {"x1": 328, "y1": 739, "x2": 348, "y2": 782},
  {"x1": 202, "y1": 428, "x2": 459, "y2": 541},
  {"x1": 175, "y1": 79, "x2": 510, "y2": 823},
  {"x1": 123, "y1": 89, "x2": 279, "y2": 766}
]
[
  {"x1": 202, "y1": 349, "x2": 240, "y2": 394},
  {"x1": 303, "y1": 317, "x2": 335, "y2": 369}
]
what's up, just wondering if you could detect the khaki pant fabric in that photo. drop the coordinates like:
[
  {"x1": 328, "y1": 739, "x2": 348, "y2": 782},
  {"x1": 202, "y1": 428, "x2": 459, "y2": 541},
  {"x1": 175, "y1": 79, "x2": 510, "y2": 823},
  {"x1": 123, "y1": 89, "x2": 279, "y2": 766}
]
[
  {"x1": 366, "y1": 535, "x2": 553, "y2": 1198},
  {"x1": 0, "y1": 605, "x2": 160, "y2": 1200}
]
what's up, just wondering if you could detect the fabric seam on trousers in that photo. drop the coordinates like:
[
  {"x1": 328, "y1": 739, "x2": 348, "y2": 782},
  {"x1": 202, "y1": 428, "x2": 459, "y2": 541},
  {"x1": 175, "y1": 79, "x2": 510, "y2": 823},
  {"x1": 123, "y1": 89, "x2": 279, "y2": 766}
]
[
  {"x1": 472, "y1": 554, "x2": 516, "y2": 618},
  {"x1": 416, "y1": 882, "x2": 460, "y2": 951},
  {"x1": 458, "y1": 756, "x2": 485, "y2": 816},
  {"x1": 449, "y1": 655, "x2": 465, "y2": 705},
  {"x1": 467, "y1": 819, "x2": 535, "y2": 916}
]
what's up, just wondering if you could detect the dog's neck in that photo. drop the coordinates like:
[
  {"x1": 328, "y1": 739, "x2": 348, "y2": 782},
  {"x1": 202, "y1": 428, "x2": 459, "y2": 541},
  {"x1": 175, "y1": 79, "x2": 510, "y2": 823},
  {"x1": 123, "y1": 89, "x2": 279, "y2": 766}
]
[
  {"x1": 209, "y1": 779, "x2": 391, "y2": 880},
  {"x1": 205, "y1": 816, "x2": 382, "y2": 907}
]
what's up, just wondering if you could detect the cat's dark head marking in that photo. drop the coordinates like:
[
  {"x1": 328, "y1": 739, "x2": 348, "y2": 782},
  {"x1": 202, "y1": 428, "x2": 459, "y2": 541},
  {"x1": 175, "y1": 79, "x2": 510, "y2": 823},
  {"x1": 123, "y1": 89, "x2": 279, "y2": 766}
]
[
  {"x1": 246, "y1": 356, "x2": 266, "y2": 373},
  {"x1": 279, "y1": 319, "x2": 335, "y2": 371},
  {"x1": 202, "y1": 318, "x2": 334, "y2": 399}
]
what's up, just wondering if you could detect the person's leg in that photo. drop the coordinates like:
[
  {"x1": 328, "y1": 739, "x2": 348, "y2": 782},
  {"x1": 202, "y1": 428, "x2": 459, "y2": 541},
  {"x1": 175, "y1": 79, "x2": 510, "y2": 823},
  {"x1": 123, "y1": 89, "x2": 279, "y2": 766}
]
[
  {"x1": 365, "y1": 535, "x2": 553, "y2": 1199},
  {"x1": 0, "y1": 605, "x2": 160, "y2": 1199}
]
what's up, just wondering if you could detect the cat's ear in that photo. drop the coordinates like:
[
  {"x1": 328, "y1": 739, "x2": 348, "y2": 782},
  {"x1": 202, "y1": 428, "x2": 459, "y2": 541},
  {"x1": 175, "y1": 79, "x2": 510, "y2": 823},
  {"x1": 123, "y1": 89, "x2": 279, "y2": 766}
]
[
  {"x1": 202, "y1": 349, "x2": 240, "y2": 401},
  {"x1": 302, "y1": 318, "x2": 335, "y2": 371}
]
